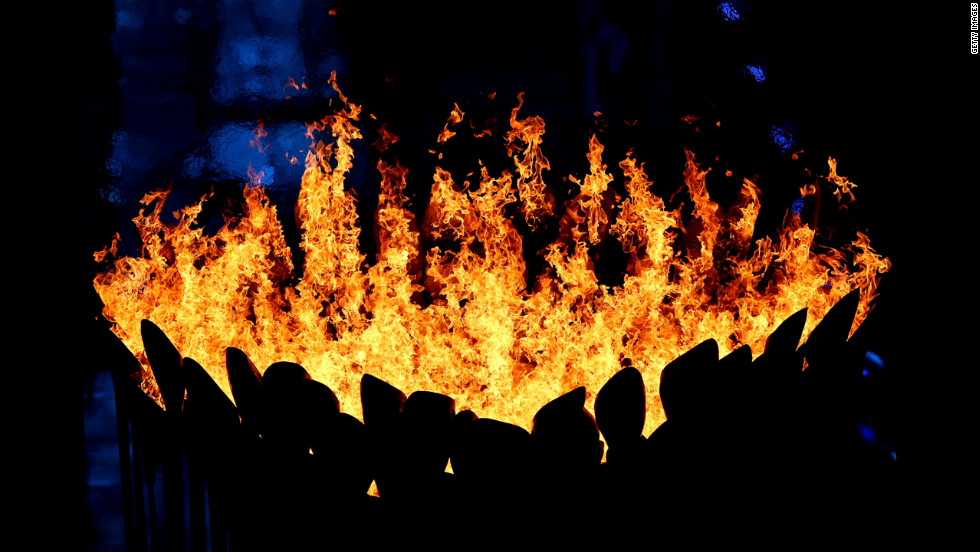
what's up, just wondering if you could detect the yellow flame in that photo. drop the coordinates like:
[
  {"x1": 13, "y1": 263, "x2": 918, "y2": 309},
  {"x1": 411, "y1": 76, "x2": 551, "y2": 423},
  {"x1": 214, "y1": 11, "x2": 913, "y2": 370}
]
[{"x1": 94, "y1": 81, "x2": 890, "y2": 436}]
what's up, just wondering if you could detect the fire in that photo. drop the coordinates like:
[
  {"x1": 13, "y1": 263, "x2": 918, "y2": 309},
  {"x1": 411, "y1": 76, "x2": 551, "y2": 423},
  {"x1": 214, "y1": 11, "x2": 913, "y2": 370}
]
[{"x1": 93, "y1": 75, "x2": 890, "y2": 436}]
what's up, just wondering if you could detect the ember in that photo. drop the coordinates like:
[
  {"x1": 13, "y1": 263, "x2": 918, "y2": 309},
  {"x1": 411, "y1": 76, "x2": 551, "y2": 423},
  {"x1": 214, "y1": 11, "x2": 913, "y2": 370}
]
[{"x1": 92, "y1": 74, "x2": 890, "y2": 436}]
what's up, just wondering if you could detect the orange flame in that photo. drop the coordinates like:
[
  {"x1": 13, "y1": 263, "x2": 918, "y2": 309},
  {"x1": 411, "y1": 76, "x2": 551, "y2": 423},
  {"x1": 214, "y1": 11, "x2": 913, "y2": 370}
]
[
  {"x1": 437, "y1": 103, "x2": 465, "y2": 144},
  {"x1": 827, "y1": 156, "x2": 857, "y2": 208},
  {"x1": 373, "y1": 122, "x2": 400, "y2": 153},
  {"x1": 283, "y1": 78, "x2": 300, "y2": 99},
  {"x1": 94, "y1": 80, "x2": 890, "y2": 437},
  {"x1": 504, "y1": 92, "x2": 555, "y2": 229},
  {"x1": 249, "y1": 120, "x2": 269, "y2": 152}
]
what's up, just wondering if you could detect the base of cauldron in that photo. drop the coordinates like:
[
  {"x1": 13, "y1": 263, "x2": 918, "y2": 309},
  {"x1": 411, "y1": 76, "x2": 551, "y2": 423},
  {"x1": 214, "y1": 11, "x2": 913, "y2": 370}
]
[{"x1": 92, "y1": 289, "x2": 899, "y2": 551}]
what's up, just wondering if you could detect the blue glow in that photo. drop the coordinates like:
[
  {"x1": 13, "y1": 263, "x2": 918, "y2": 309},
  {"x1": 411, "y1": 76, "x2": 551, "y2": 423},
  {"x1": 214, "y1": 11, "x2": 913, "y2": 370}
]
[
  {"x1": 234, "y1": 38, "x2": 263, "y2": 68},
  {"x1": 179, "y1": 151, "x2": 207, "y2": 180},
  {"x1": 890, "y1": 451, "x2": 896, "y2": 461},
  {"x1": 115, "y1": 10, "x2": 144, "y2": 30},
  {"x1": 212, "y1": 0, "x2": 309, "y2": 104},
  {"x1": 770, "y1": 124, "x2": 796, "y2": 152},
  {"x1": 209, "y1": 123, "x2": 272, "y2": 184},
  {"x1": 100, "y1": 184, "x2": 124, "y2": 207},
  {"x1": 862, "y1": 369, "x2": 870, "y2": 377},
  {"x1": 745, "y1": 64, "x2": 766, "y2": 82},
  {"x1": 865, "y1": 350, "x2": 885, "y2": 369},
  {"x1": 109, "y1": 131, "x2": 164, "y2": 175},
  {"x1": 791, "y1": 196, "x2": 805, "y2": 216},
  {"x1": 173, "y1": 8, "x2": 192, "y2": 25},
  {"x1": 205, "y1": 121, "x2": 309, "y2": 189},
  {"x1": 857, "y1": 422, "x2": 875, "y2": 445},
  {"x1": 718, "y1": 2, "x2": 741, "y2": 21},
  {"x1": 274, "y1": 122, "x2": 313, "y2": 165},
  {"x1": 252, "y1": 0, "x2": 305, "y2": 24},
  {"x1": 316, "y1": 56, "x2": 345, "y2": 98},
  {"x1": 105, "y1": 156, "x2": 122, "y2": 178},
  {"x1": 212, "y1": 35, "x2": 307, "y2": 102}
]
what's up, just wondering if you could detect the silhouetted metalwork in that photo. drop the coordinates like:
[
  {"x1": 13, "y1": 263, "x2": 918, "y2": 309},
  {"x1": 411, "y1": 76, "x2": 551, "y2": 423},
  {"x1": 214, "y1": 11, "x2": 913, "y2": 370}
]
[{"x1": 106, "y1": 288, "x2": 896, "y2": 549}]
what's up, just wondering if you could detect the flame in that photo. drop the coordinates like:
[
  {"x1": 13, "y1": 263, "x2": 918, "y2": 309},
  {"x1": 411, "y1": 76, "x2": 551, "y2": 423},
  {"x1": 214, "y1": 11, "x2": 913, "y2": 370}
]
[
  {"x1": 249, "y1": 120, "x2": 269, "y2": 152},
  {"x1": 94, "y1": 80, "x2": 890, "y2": 436},
  {"x1": 504, "y1": 92, "x2": 555, "y2": 229},
  {"x1": 283, "y1": 78, "x2": 301, "y2": 99},
  {"x1": 827, "y1": 156, "x2": 857, "y2": 207},
  {"x1": 373, "y1": 123, "x2": 399, "y2": 153},
  {"x1": 437, "y1": 103, "x2": 465, "y2": 144}
]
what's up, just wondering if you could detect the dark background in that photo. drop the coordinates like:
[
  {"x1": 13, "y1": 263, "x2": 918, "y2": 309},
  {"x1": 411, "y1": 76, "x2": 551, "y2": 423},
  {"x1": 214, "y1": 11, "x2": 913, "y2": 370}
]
[{"x1": 3, "y1": 0, "x2": 973, "y2": 547}]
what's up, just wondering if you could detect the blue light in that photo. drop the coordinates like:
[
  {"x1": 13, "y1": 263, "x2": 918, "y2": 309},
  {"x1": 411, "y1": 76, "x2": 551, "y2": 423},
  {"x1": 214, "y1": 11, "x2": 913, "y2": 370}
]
[
  {"x1": 862, "y1": 369, "x2": 870, "y2": 377},
  {"x1": 115, "y1": 10, "x2": 144, "y2": 31},
  {"x1": 209, "y1": 122, "x2": 271, "y2": 185},
  {"x1": 173, "y1": 8, "x2": 192, "y2": 25},
  {"x1": 234, "y1": 38, "x2": 262, "y2": 69},
  {"x1": 213, "y1": 32, "x2": 308, "y2": 103},
  {"x1": 100, "y1": 184, "x2": 124, "y2": 207},
  {"x1": 718, "y1": 2, "x2": 741, "y2": 21},
  {"x1": 109, "y1": 130, "x2": 163, "y2": 176},
  {"x1": 745, "y1": 64, "x2": 766, "y2": 82},
  {"x1": 865, "y1": 350, "x2": 885, "y2": 370},
  {"x1": 770, "y1": 123, "x2": 796, "y2": 152},
  {"x1": 179, "y1": 151, "x2": 207, "y2": 180},
  {"x1": 791, "y1": 196, "x2": 805, "y2": 216},
  {"x1": 204, "y1": 121, "x2": 310, "y2": 190},
  {"x1": 274, "y1": 122, "x2": 312, "y2": 163},
  {"x1": 265, "y1": 122, "x2": 310, "y2": 191},
  {"x1": 857, "y1": 422, "x2": 875, "y2": 445},
  {"x1": 106, "y1": 157, "x2": 122, "y2": 179}
]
